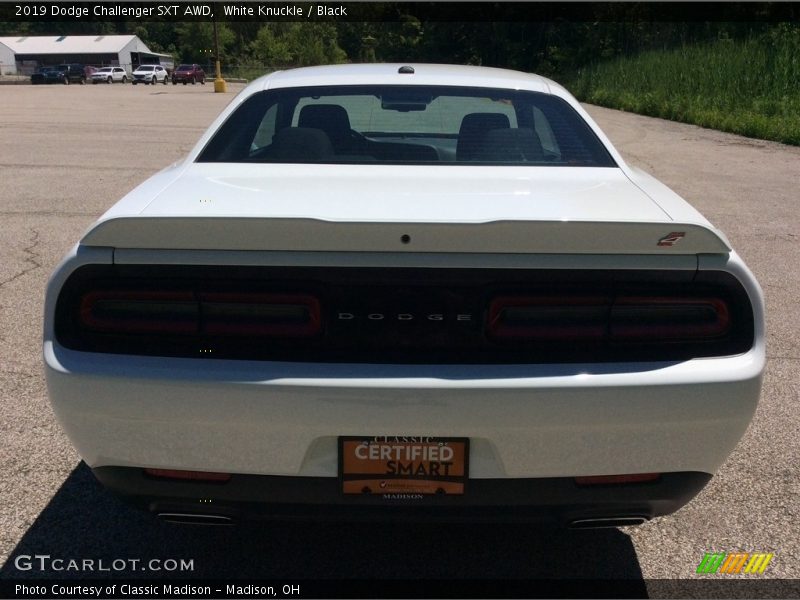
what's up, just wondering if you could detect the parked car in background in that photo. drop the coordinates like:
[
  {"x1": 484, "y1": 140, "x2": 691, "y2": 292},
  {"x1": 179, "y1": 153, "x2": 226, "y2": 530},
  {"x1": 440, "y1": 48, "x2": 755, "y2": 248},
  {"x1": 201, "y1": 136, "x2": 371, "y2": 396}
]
[
  {"x1": 172, "y1": 64, "x2": 206, "y2": 85},
  {"x1": 132, "y1": 65, "x2": 168, "y2": 85},
  {"x1": 30, "y1": 66, "x2": 56, "y2": 84},
  {"x1": 91, "y1": 67, "x2": 128, "y2": 84},
  {"x1": 45, "y1": 64, "x2": 86, "y2": 84}
]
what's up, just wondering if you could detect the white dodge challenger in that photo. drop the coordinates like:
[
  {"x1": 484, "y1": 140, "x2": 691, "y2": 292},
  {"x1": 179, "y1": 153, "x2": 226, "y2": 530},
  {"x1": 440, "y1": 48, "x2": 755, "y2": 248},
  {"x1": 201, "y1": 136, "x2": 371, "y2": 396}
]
[{"x1": 44, "y1": 64, "x2": 764, "y2": 527}]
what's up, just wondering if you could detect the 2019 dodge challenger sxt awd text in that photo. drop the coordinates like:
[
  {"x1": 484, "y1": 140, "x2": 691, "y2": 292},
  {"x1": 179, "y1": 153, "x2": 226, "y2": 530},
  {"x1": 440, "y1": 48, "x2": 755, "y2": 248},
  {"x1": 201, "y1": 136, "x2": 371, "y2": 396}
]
[{"x1": 44, "y1": 64, "x2": 764, "y2": 527}]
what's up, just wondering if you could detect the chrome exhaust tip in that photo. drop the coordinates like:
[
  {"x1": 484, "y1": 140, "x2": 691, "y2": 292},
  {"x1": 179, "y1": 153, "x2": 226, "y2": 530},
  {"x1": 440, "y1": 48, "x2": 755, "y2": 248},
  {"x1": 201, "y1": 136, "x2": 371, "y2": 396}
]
[
  {"x1": 568, "y1": 516, "x2": 648, "y2": 529},
  {"x1": 156, "y1": 512, "x2": 234, "y2": 525}
]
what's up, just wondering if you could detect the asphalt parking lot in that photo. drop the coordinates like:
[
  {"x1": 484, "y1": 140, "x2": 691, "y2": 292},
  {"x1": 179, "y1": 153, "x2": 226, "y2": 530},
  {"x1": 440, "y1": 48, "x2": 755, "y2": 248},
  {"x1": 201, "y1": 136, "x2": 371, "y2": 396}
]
[{"x1": 0, "y1": 82, "x2": 798, "y2": 596}]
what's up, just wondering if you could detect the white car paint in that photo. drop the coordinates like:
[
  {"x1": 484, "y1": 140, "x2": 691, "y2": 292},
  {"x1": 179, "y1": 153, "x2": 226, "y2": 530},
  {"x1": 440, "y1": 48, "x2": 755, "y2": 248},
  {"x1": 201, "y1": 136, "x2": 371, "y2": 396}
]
[
  {"x1": 44, "y1": 64, "x2": 765, "y2": 520},
  {"x1": 80, "y1": 164, "x2": 731, "y2": 254}
]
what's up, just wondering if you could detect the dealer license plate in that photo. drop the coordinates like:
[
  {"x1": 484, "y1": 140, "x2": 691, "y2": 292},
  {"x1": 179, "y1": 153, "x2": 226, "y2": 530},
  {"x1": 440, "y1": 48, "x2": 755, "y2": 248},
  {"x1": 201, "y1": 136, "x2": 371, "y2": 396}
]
[{"x1": 339, "y1": 436, "x2": 469, "y2": 495}]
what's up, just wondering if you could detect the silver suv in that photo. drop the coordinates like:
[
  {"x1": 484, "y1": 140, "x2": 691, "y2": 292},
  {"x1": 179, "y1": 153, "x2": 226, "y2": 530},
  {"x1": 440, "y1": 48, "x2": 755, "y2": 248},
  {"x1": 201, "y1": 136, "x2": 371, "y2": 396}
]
[{"x1": 132, "y1": 65, "x2": 168, "y2": 85}]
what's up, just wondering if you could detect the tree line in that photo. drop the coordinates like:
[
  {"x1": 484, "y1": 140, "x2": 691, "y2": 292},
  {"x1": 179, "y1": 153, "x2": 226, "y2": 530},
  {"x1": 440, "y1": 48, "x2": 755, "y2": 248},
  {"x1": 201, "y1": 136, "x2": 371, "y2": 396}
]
[{"x1": 3, "y1": 3, "x2": 798, "y2": 79}]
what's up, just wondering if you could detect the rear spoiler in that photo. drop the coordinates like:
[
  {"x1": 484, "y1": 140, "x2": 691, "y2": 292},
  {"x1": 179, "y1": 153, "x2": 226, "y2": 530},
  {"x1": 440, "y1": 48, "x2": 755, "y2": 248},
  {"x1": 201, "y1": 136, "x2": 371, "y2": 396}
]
[{"x1": 81, "y1": 217, "x2": 731, "y2": 255}]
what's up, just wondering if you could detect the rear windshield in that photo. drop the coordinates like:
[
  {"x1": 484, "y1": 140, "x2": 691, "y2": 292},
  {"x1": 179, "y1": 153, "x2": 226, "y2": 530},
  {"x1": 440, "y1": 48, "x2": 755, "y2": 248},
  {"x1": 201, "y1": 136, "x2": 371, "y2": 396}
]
[
  {"x1": 197, "y1": 85, "x2": 616, "y2": 167},
  {"x1": 177, "y1": 65, "x2": 193, "y2": 71}
]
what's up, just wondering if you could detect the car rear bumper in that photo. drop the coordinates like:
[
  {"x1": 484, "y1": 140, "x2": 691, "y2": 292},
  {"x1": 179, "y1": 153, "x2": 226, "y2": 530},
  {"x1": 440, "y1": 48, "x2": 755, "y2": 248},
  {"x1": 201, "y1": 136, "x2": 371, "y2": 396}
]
[
  {"x1": 45, "y1": 340, "x2": 762, "y2": 480},
  {"x1": 93, "y1": 466, "x2": 711, "y2": 525}
]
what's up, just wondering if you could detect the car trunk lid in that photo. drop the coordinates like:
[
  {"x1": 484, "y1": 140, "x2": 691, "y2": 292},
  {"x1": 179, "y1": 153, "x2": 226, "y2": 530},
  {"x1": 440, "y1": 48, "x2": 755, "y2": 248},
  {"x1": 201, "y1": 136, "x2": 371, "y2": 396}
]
[{"x1": 81, "y1": 164, "x2": 731, "y2": 255}]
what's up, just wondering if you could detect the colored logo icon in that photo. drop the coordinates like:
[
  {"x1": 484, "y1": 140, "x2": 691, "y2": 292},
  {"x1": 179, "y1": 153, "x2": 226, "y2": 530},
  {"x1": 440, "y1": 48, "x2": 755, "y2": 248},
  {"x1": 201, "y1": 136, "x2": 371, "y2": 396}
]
[{"x1": 697, "y1": 552, "x2": 774, "y2": 574}]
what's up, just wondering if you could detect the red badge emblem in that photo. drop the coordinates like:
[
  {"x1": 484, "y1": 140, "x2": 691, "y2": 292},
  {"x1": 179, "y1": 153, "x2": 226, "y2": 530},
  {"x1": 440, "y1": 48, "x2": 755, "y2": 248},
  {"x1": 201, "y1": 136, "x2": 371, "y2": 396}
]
[{"x1": 658, "y1": 232, "x2": 686, "y2": 247}]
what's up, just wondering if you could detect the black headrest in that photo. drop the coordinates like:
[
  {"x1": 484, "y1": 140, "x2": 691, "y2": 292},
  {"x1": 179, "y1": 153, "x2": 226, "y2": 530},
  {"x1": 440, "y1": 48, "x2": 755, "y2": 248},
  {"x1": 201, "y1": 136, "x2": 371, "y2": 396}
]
[
  {"x1": 457, "y1": 112, "x2": 511, "y2": 161},
  {"x1": 298, "y1": 105, "x2": 352, "y2": 145},
  {"x1": 474, "y1": 128, "x2": 544, "y2": 162},
  {"x1": 269, "y1": 127, "x2": 333, "y2": 162}
]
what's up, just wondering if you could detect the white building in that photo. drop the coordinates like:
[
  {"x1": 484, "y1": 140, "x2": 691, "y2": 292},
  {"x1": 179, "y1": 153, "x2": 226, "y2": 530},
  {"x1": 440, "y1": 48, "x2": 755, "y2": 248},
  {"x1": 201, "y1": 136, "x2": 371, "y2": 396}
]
[{"x1": 0, "y1": 35, "x2": 173, "y2": 75}]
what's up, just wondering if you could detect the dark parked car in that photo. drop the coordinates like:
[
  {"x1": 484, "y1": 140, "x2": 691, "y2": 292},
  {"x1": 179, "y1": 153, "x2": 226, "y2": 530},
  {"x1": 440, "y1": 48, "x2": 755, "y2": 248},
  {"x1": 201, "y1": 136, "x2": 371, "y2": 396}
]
[
  {"x1": 30, "y1": 67, "x2": 56, "y2": 84},
  {"x1": 45, "y1": 64, "x2": 86, "y2": 85},
  {"x1": 172, "y1": 64, "x2": 205, "y2": 85}
]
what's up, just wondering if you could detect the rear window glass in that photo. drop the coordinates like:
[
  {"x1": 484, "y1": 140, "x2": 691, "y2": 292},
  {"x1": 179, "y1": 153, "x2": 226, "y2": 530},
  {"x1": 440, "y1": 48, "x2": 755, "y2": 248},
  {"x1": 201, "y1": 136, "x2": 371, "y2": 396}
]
[{"x1": 197, "y1": 85, "x2": 616, "y2": 167}]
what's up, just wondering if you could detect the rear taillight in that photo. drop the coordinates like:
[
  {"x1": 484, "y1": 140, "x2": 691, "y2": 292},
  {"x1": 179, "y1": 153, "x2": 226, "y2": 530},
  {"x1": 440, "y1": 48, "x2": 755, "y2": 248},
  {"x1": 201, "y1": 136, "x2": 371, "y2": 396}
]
[
  {"x1": 610, "y1": 297, "x2": 729, "y2": 340},
  {"x1": 79, "y1": 290, "x2": 321, "y2": 338},
  {"x1": 200, "y1": 293, "x2": 321, "y2": 336},
  {"x1": 488, "y1": 296, "x2": 610, "y2": 341},
  {"x1": 488, "y1": 295, "x2": 730, "y2": 342},
  {"x1": 80, "y1": 291, "x2": 198, "y2": 334},
  {"x1": 57, "y1": 265, "x2": 754, "y2": 363}
]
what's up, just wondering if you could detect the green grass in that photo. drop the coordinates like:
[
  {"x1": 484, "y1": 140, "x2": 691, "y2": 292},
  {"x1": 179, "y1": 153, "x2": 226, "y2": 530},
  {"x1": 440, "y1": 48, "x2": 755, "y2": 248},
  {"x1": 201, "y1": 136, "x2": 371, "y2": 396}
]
[
  {"x1": 569, "y1": 26, "x2": 800, "y2": 145},
  {"x1": 221, "y1": 64, "x2": 277, "y2": 82}
]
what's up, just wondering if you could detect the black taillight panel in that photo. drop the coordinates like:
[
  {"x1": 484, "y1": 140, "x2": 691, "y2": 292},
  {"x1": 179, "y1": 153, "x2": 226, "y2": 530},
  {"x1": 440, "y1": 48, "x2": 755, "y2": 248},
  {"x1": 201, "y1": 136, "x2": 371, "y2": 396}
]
[
  {"x1": 55, "y1": 265, "x2": 755, "y2": 364},
  {"x1": 609, "y1": 296, "x2": 730, "y2": 340},
  {"x1": 80, "y1": 290, "x2": 199, "y2": 334},
  {"x1": 488, "y1": 295, "x2": 732, "y2": 343},
  {"x1": 488, "y1": 296, "x2": 611, "y2": 341}
]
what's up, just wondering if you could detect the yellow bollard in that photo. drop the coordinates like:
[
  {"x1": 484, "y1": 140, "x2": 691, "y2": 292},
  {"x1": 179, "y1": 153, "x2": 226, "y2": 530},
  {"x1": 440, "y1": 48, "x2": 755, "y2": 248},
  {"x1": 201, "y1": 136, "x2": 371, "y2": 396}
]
[{"x1": 214, "y1": 60, "x2": 227, "y2": 93}]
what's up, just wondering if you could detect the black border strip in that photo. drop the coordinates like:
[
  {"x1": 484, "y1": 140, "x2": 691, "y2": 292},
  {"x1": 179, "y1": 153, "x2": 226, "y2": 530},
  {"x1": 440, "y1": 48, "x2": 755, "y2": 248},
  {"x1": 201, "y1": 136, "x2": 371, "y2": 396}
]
[
  {"x1": 4, "y1": 578, "x2": 800, "y2": 599},
  {"x1": 2, "y1": 2, "x2": 800, "y2": 24}
]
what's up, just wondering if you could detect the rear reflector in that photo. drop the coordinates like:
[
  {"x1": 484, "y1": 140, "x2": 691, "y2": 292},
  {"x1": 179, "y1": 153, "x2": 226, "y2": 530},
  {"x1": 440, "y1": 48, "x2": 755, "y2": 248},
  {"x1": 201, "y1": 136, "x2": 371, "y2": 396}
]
[
  {"x1": 144, "y1": 468, "x2": 232, "y2": 482},
  {"x1": 574, "y1": 473, "x2": 661, "y2": 486}
]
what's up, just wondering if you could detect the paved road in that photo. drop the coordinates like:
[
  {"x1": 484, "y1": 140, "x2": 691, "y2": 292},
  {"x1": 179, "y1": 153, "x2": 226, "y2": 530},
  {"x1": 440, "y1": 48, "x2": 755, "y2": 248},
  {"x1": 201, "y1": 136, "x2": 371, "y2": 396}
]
[{"x1": 0, "y1": 84, "x2": 798, "y2": 595}]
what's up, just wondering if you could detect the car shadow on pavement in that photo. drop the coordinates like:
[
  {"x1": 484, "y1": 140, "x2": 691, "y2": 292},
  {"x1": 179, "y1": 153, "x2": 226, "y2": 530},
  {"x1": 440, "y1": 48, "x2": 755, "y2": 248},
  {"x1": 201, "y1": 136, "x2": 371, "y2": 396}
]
[{"x1": 2, "y1": 462, "x2": 646, "y2": 590}]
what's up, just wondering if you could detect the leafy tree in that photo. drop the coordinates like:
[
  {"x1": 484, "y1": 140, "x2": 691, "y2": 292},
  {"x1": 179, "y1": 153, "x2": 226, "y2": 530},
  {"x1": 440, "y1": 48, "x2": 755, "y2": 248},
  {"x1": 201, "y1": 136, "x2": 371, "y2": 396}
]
[
  {"x1": 250, "y1": 23, "x2": 347, "y2": 67},
  {"x1": 174, "y1": 22, "x2": 235, "y2": 64}
]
